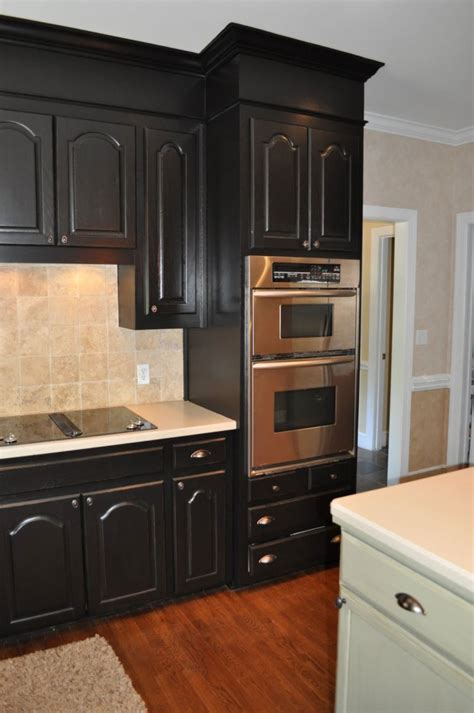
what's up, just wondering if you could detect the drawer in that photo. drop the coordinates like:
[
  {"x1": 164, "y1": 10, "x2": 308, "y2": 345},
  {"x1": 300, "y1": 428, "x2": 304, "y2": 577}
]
[
  {"x1": 172, "y1": 438, "x2": 226, "y2": 471},
  {"x1": 249, "y1": 525, "x2": 341, "y2": 581},
  {"x1": 341, "y1": 533, "x2": 473, "y2": 672},
  {"x1": 249, "y1": 488, "x2": 350, "y2": 542},
  {"x1": 308, "y1": 460, "x2": 354, "y2": 493},
  {"x1": 248, "y1": 468, "x2": 309, "y2": 503}
]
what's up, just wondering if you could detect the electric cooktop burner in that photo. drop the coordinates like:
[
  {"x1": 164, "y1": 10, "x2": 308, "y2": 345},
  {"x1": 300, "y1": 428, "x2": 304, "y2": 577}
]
[{"x1": 0, "y1": 406, "x2": 157, "y2": 447}]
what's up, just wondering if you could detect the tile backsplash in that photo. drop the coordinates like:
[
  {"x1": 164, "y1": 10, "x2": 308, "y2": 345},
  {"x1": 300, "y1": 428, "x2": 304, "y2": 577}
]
[{"x1": 0, "y1": 264, "x2": 183, "y2": 417}]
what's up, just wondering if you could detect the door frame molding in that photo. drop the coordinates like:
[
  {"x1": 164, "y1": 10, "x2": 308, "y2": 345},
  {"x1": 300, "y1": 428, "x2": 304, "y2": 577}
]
[
  {"x1": 363, "y1": 205, "x2": 418, "y2": 484},
  {"x1": 447, "y1": 212, "x2": 474, "y2": 466}
]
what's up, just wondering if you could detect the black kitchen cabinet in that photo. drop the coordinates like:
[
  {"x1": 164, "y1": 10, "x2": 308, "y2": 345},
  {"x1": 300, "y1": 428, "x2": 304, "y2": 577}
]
[
  {"x1": 0, "y1": 493, "x2": 85, "y2": 636},
  {"x1": 250, "y1": 118, "x2": 308, "y2": 251},
  {"x1": 0, "y1": 108, "x2": 54, "y2": 246},
  {"x1": 83, "y1": 481, "x2": 166, "y2": 615},
  {"x1": 172, "y1": 470, "x2": 226, "y2": 595},
  {"x1": 311, "y1": 127, "x2": 362, "y2": 253},
  {"x1": 56, "y1": 117, "x2": 136, "y2": 248}
]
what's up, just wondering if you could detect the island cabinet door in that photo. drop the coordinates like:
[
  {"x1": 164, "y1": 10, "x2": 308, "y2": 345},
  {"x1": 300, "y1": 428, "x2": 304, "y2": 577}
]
[
  {"x1": 56, "y1": 116, "x2": 136, "y2": 248},
  {"x1": 310, "y1": 127, "x2": 362, "y2": 256},
  {"x1": 82, "y1": 481, "x2": 166, "y2": 616},
  {"x1": 0, "y1": 108, "x2": 54, "y2": 245},
  {"x1": 0, "y1": 494, "x2": 85, "y2": 636},
  {"x1": 172, "y1": 471, "x2": 226, "y2": 595}
]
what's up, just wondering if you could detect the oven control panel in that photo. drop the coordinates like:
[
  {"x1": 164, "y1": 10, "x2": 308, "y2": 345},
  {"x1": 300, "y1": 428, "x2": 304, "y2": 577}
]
[{"x1": 273, "y1": 263, "x2": 341, "y2": 284}]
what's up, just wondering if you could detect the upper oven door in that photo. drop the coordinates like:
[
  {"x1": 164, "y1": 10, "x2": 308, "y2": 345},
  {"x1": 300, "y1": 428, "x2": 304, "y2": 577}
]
[{"x1": 252, "y1": 289, "x2": 357, "y2": 357}]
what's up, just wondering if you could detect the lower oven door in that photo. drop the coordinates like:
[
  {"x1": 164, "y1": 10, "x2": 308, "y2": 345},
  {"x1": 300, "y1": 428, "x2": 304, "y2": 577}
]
[{"x1": 251, "y1": 355, "x2": 355, "y2": 473}]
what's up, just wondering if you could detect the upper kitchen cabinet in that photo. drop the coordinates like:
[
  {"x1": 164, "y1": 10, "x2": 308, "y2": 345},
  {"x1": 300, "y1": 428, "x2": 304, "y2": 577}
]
[
  {"x1": 250, "y1": 118, "x2": 308, "y2": 251},
  {"x1": 56, "y1": 117, "x2": 136, "y2": 248},
  {"x1": 0, "y1": 108, "x2": 54, "y2": 246},
  {"x1": 310, "y1": 126, "x2": 362, "y2": 254}
]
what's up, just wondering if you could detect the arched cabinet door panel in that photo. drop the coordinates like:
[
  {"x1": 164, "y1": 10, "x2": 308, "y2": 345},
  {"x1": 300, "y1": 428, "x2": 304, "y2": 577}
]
[
  {"x1": 56, "y1": 117, "x2": 136, "y2": 248},
  {"x1": 311, "y1": 127, "x2": 362, "y2": 254},
  {"x1": 172, "y1": 471, "x2": 226, "y2": 595},
  {"x1": 82, "y1": 481, "x2": 166, "y2": 615},
  {"x1": 250, "y1": 118, "x2": 308, "y2": 250},
  {"x1": 0, "y1": 494, "x2": 85, "y2": 636},
  {"x1": 0, "y1": 108, "x2": 54, "y2": 245}
]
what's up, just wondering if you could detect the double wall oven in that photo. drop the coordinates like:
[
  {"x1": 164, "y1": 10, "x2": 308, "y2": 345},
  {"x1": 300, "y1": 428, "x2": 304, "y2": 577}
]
[{"x1": 247, "y1": 256, "x2": 359, "y2": 476}]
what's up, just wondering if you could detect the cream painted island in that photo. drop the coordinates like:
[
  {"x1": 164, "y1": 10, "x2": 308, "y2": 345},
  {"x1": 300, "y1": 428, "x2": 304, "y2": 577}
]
[{"x1": 331, "y1": 468, "x2": 474, "y2": 713}]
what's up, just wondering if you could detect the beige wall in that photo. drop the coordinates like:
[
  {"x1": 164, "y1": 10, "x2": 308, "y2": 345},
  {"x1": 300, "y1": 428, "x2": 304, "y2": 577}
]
[
  {"x1": 0, "y1": 264, "x2": 183, "y2": 417},
  {"x1": 364, "y1": 132, "x2": 474, "y2": 471}
]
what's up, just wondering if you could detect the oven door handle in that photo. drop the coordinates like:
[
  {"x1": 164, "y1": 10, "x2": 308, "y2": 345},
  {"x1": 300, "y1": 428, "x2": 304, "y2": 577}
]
[
  {"x1": 253, "y1": 289, "x2": 357, "y2": 299},
  {"x1": 252, "y1": 355, "x2": 355, "y2": 370}
]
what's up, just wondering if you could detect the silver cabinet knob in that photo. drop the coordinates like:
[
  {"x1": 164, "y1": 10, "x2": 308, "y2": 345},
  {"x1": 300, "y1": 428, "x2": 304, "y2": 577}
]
[
  {"x1": 60, "y1": 235, "x2": 68, "y2": 244},
  {"x1": 151, "y1": 305, "x2": 158, "y2": 314},
  {"x1": 71, "y1": 499, "x2": 79, "y2": 509},
  {"x1": 177, "y1": 481, "x2": 184, "y2": 491},
  {"x1": 86, "y1": 496, "x2": 94, "y2": 507},
  {"x1": 271, "y1": 484, "x2": 280, "y2": 493},
  {"x1": 330, "y1": 472, "x2": 338, "y2": 480},
  {"x1": 258, "y1": 554, "x2": 277, "y2": 565},
  {"x1": 335, "y1": 596, "x2": 346, "y2": 609},
  {"x1": 302, "y1": 239, "x2": 310, "y2": 248},
  {"x1": 191, "y1": 448, "x2": 211, "y2": 459},
  {"x1": 257, "y1": 515, "x2": 275, "y2": 526},
  {"x1": 312, "y1": 240, "x2": 320, "y2": 249},
  {"x1": 4, "y1": 433, "x2": 17, "y2": 445},
  {"x1": 47, "y1": 233, "x2": 54, "y2": 244},
  {"x1": 395, "y1": 593, "x2": 426, "y2": 615}
]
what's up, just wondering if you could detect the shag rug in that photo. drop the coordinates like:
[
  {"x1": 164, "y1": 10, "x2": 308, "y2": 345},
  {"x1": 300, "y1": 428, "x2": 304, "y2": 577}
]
[{"x1": 0, "y1": 634, "x2": 147, "y2": 712}]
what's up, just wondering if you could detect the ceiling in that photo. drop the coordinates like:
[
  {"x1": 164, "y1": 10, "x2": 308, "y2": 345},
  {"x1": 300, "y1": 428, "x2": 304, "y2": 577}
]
[{"x1": 1, "y1": 0, "x2": 472, "y2": 131}]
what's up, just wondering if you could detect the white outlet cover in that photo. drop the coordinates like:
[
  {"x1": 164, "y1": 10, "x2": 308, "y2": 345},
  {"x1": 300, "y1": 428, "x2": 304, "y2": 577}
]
[
  {"x1": 415, "y1": 329, "x2": 428, "y2": 346},
  {"x1": 137, "y1": 363, "x2": 150, "y2": 385}
]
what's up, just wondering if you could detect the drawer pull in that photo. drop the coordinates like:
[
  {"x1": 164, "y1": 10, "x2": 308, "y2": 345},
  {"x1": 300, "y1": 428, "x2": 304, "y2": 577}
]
[
  {"x1": 257, "y1": 515, "x2": 275, "y2": 526},
  {"x1": 258, "y1": 554, "x2": 277, "y2": 565},
  {"x1": 330, "y1": 534, "x2": 341, "y2": 544},
  {"x1": 330, "y1": 473, "x2": 338, "y2": 480},
  {"x1": 395, "y1": 592, "x2": 426, "y2": 616},
  {"x1": 271, "y1": 484, "x2": 281, "y2": 493},
  {"x1": 191, "y1": 448, "x2": 211, "y2": 459}
]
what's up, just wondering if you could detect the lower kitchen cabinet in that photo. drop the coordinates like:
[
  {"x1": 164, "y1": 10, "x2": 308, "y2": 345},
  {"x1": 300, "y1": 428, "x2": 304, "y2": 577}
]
[
  {"x1": 172, "y1": 471, "x2": 226, "y2": 595},
  {"x1": 0, "y1": 493, "x2": 85, "y2": 635},
  {"x1": 83, "y1": 481, "x2": 166, "y2": 616}
]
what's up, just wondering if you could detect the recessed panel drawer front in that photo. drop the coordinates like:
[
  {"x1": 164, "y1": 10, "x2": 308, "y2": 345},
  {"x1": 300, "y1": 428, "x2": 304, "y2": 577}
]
[
  {"x1": 248, "y1": 468, "x2": 309, "y2": 503},
  {"x1": 249, "y1": 488, "x2": 350, "y2": 542},
  {"x1": 248, "y1": 525, "x2": 341, "y2": 580},
  {"x1": 341, "y1": 533, "x2": 473, "y2": 673},
  {"x1": 172, "y1": 438, "x2": 226, "y2": 471},
  {"x1": 309, "y1": 460, "x2": 354, "y2": 493}
]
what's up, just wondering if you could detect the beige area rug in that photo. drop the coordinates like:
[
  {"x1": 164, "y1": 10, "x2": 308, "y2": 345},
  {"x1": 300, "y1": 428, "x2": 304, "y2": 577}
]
[{"x1": 0, "y1": 635, "x2": 147, "y2": 712}]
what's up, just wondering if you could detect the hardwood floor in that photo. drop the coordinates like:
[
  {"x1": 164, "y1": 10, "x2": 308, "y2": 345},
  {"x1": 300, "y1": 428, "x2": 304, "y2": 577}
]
[{"x1": 0, "y1": 567, "x2": 340, "y2": 712}]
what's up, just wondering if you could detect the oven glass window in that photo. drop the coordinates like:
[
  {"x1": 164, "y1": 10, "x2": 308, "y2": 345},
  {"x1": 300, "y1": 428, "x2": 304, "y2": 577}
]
[
  {"x1": 274, "y1": 386, "x2": 336, "y2": 432},
  {"x1": 280, "y1": 304, "x2": 333, "y2": 339}
]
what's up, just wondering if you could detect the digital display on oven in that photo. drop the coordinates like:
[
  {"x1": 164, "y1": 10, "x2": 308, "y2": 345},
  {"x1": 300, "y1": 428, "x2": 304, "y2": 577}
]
[{"x1": 272, "y1": 263, "x2": 341, "y2": 283}]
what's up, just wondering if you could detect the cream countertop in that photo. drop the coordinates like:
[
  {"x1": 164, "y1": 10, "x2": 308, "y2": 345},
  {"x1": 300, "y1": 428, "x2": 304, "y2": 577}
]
[
  {"x1": 0, "y1": 401, "x2": 237, "y2": 461},
  {"x1": 331, "y1": 468, "x2": 474, "y2": 600}
]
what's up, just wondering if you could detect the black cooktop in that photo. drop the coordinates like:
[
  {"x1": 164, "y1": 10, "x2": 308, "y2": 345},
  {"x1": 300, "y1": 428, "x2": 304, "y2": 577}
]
[{"x1": 0, "y1": 407, "x2": 157, "y2": 447}]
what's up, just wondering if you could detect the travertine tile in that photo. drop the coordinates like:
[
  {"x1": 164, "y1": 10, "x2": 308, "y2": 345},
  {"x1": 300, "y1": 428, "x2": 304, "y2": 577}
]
[
  {"x1": 0, "y1": 298, "x2": 17, "y2": 325},
  {"x1": 79, "y1": 325, "x2": 107, "y2": 354},
  {"x1": 158, "y1": 329, "x2": 183, "y2": 351},
  {"x1": 0, "y1": 266, "x2": 18, "y2": 297},
  {"x1": 79, "y1": 352, "x2": 108, "y2": 381},
  {"x1": 49, "y1": 296, "x2": 79, "y2": 325},
  {"x1": 107, "y1": 325, "x2": 135, "y2": 352},
  {"x1": 135, "y1": 350, "x2": 161, "y2": 379},
  {"x1": 51, "y1": 383, "x2": 81, "y2": 411},
  {"x1": 135, "y1": 332, "x2": 161, "y2": 351},
  {"x1": 47, "y1": 266, "x2": 79, "y2": 296},
  {"x1": 17, "y1": 296, "x2": 48, "y2": 323},
  {"x1": 19, "y1": 385, "x2": 52, "y2": 414},
  {"x1": 50, "y1": 325, "x2": 79, "y2": 356},
  {"x1": 0, "y1": 357, "x2": 19, "y2": 387},
  {"x1": 17, "y1": 266, "x2": 48, "y2": 296},
  {"x1": 81, "y1": 381, "x2": 109, "y2": 409},
  {"x1": 18, "y1": 324, "x2": 49, "y2": 356},
  {"x1": 0, "y1": 326, "x2": 18, "y2": 356},
  {"x1": 136, "y1": 378, "x2": 162, "y2": 404},
  {"x1": 77, "y1": 265, "x2": 107, "y2": 295},
  {"x1": 20, "y1": 356, "x2": 51, "y2": 386},
  {"x1": 0, "y1": 386, "x2": 19, "y2": 416},
  {"x1": 108, "y1": 379, "x2": 136, "y2": 406},
  {"x1": 51, "y1": 355, "x2": 80, "y2": 384},
  {"x1": 108, "y1": 352, "x2": 135, "y2": 381},
  {"x1": 79, "y1": 296, "x2": 108, "y2": 324}
]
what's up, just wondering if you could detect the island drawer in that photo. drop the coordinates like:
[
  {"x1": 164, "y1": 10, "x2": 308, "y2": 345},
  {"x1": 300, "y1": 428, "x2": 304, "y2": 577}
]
[
  {"x1": 248, "y1": 525, "x2": 341, "y2": 580},
  {"x1": 341, "y1": 533, "x2": 473, "y2": 673},
  {"x1": 172, "y1": 438, "x2": 226, "y2": 470},
  {"x1": 248, "y1": 468, "x2": 309, "y2": 503}
]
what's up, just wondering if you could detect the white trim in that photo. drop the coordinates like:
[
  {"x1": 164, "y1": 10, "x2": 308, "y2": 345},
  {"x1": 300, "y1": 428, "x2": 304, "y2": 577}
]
[
  {"x1": 447, "y1": 212, "x2": 474, "y2": 466},
  {"x1": 407, "y1": 464, "x2": 447, "y2": 477},
  {"x1": 365, "y1": 112, "x2": 474, "y2": 146},
  {"x1": 412, "y1": 374, "x2": 451, "y2": 392},
  {"x1": 360, "y1": 360, "x2": 368, "y2": 371},
  {"x1": 357, "y1": 432, "x2": 371, "y2": 450},
  {"x1": 363, "y1": 206, "x2": 418, "y2": 485}
]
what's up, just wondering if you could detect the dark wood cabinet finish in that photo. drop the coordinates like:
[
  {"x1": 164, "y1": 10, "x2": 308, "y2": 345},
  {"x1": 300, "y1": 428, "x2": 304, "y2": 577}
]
[
  {"x1": 248, "y1": 468, "x2": 309, "y2": 503},
  {"x1": 308, "y1": 460, "x2": 354, "y2": 493},
  {"x1": 311, "y1": 127, "x2": 362, "y2": 253},
  {"x1": 0, "y1": 108, "x2": 54, "y2": 246},
  {"x1": 83, "y1": 481, "x2": 166, "y2": 615},
  {"x1": 172, "y1": 471, "x2": 226, "y2": 595},
  {"x1": 56, "y1": 116, "x2": 136, "y2": 248},
  {"x1": 172, "y1": 437, "x2": 226, "y2": 470},
  {"x1": 0, "y1": 493, "x2": 85, "y2": 635},
  {"x1": 250, "y1": 118, "x2": 308, "y2": 251}
]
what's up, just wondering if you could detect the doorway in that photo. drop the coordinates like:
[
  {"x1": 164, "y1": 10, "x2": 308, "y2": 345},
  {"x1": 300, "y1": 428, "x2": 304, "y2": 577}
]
[{"x1": 357, "y1": 222, "x2": 395, "y2": 490}]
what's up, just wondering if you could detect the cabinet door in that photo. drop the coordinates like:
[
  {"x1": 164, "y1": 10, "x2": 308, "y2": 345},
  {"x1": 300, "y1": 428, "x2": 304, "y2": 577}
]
[
  {"x1": 0, "y1": 494, "x2": 85, "y2": 636},
  {"x1": 0, "y1": 109, "x2": 54, "y2": 245},
  {"x1": 143, "y1": 126, "x2": 200, "y2": 325},
  {"x1": 83, "y1": 481, "x2": 166, "y2": 615},
  {"x1": 311, "y1": 127, "x2": 362, "y2": 254},
  {"x1": 56, "y1": 117, "x2": 136, "y2": 248},
  {"x1": 250, "y1": 118, "x2": 308, "y2": 251},
  {"x1": 172, "y1": 471, "x2": 226, "y2": 595}
]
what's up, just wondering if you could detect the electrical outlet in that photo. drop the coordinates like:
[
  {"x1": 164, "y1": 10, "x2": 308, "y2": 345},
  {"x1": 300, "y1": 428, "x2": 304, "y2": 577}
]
[
  {"x1": 416, "y1": 329, "x2": 428, "y2": 346},
  {"x1": 137, "y1": 363, "x2": 150, "y2": 385}
]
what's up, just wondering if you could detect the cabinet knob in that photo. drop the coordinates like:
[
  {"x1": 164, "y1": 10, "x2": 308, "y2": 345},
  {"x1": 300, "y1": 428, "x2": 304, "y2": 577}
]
[
  {"x1": 335, "y1": 596, "x2": 346, "y2": 609},
  {"x1": 190, "y1": 448, "x2": 211, "y2": 459},
  {"x1": 86, "y1": 496, "x2": 94, "y2": 507},
  {"x1": 258, "y1": 553, "x2": 277, "y2": 565},
  {"x1": 151, "y1": 304, "x2": 158, "y2": 314},
  {"x1": 71, "y1": 499, "x2": 79, "y2": 509},
  {"x1": 257, "y1": 515, "x2": 275, "y2": 526},
  {"x1": 395, "y1": 593, "x2": 426, "y2": 615},
  {"x1": 177, "y1": 481, "x2": 185, "y2": 491},
  {"x1": 60, "y1": 235, "x2": 68, "y2": 244},
  {"x1": 330, "y1": 534, "x2": 341, "y2": 544},
  {"x1": 47, "y1": 233, "x2": 54, "y2": 244},
  {"x1": 330, "y1": 473, "x2": 338, "y2": 480},
  {"x1": 313, "y1": 240, "x2": 320, "y2": 249},
  {"x1": 271, "y1": 484, "x2": 280, "y2": 493},
  {"x1": 302, "y1": 239, "x2": 310, "y2": 249}
]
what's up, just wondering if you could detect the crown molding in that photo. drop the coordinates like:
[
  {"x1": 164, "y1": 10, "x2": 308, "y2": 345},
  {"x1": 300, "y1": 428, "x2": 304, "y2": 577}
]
[{"x1": 365, "y1": 111, "x2": 474, "y2": 146}]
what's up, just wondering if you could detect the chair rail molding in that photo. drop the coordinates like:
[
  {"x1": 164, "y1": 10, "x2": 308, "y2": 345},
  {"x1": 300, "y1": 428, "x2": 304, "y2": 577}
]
[{"x1": 412, "y1": 374, "x2": 451, "y2": 392}]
